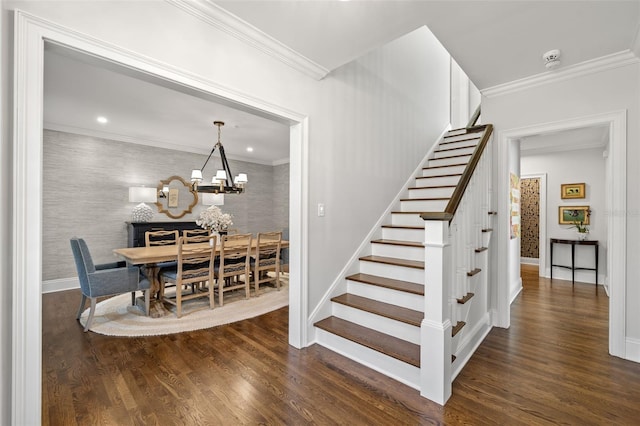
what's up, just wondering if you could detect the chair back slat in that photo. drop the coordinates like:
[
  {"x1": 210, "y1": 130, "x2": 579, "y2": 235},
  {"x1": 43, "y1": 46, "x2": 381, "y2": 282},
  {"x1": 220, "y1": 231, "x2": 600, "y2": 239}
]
[
  {"x1": 183, "y1": 229, "x2": 210, "y2": 239},
  {"x1": 145, "y1": 229, "x2": 179, "y2": 247}
]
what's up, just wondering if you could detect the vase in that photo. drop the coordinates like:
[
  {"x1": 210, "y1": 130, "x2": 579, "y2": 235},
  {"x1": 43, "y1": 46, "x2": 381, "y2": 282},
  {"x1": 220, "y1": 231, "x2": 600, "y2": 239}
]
[{"x1": 577, "y1": 231, "x2": 588, "y2": 241}]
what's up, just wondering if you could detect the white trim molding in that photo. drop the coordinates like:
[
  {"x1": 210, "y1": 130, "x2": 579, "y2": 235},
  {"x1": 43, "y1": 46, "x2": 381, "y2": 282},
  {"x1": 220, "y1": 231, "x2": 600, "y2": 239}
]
[
  {"x1": 495, "y1": 110, "x2": 627, "y2": 360},
  {"x1": 166, "y1": 0, "x2": 329, "y2": 80},
  {"x1": 520, "y1": 173, "x2": 547, "y2": 277},
  {"x1": 13, "y1": 9, "x2": 310, "y2": 424},
  {"x1": 42, "y1": 277, "x2": 79, "y2": 294},
  {"x1": 482, "y1": 50, "x2": 639, "y2": 98}
]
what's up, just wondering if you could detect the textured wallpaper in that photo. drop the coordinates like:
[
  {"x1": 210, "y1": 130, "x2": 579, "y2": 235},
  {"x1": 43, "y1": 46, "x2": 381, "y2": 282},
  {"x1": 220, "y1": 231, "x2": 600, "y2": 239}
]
[
  {"x1": 520, "y1": 177, "x2": 540, "y2": 258},
  {"x1": 43, "y1": 130, "x2": 289, "y2": 281}
]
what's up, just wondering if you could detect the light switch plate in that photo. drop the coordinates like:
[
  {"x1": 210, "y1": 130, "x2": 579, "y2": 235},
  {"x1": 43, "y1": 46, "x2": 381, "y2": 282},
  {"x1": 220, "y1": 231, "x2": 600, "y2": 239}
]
[{"x1": 317, "y1": 203, "x2": 325, "y2": 217}]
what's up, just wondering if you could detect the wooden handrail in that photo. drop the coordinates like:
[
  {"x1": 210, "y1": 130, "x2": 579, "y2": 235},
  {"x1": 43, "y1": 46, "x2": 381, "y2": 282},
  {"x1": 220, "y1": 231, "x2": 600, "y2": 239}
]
[
  {"x1": 421, "y1": 124, "x2": 493, "y2": 221},
  {"x1": 467, "y1": 105, "x2": 481, "y2": 128}
]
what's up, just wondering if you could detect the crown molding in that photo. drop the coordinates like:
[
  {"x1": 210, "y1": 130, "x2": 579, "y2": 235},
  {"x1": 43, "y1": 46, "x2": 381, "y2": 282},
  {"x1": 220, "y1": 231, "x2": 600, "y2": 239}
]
[
  {"x1": 44, "y1": 122, "x2": 280, "y2": 166},
  {"x1": 166, "y1": 0, "x2": 329, "y2": 80},
  {"x1": 482, "y1": 50, "x2": 640, "y2": 98}
]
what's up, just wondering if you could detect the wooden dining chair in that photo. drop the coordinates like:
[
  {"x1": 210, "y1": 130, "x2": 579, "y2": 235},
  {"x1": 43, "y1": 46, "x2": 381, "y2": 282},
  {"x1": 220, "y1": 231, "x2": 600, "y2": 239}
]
[
  {"x1": 214, "y1": 233, "x2": 252, "y2": 307},
  {"x1": 252, "y1": 231, "x2": 282, "y2": 296},
  {"x1": 159, "y1": 234, "x2": 216, "y2": 318}
]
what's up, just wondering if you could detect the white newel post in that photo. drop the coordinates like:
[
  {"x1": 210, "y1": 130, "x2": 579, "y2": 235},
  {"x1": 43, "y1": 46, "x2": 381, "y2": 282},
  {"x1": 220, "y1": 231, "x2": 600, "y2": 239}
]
[{"x1": 420, "y1": 219, "x2": 452, "y2": 405}]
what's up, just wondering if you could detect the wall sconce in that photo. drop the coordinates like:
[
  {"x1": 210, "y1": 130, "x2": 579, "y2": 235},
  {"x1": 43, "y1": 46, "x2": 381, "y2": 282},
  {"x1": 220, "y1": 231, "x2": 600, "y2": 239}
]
[
  {"x1": 128, "y1": 186, "x2": 157, "y2": 222},
  {"x1": 158, "y1": 184, "x2": 169, "y2": 199}
]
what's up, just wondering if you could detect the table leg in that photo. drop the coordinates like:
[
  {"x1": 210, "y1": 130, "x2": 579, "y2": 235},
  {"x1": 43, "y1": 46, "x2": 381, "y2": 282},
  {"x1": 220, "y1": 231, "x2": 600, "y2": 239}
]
[
  {"x1": 140, "y1": 264, "x2": 171, "y2": 318},
  {"x1": 571, "y1": 244, "x2": 575, "y2": 285},
  {"x1": 550, "y1": 241, "x2": 554, "y2": 281},
  {"x1": 595, "y1": 244, "x2": 599, "y2": 293}
]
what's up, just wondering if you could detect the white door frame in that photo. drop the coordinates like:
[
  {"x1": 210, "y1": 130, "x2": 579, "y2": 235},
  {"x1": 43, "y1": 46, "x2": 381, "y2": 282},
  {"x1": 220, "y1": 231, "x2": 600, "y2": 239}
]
[
  {"x1": 520, "y1": 173, "x2": 547, "y2": 274},
  {"x1": 12, "y1": 10, "x2": 309, "y2": 425},
  {"x1": 494, "y1": 111, "x2": 626, "y2": 359}
]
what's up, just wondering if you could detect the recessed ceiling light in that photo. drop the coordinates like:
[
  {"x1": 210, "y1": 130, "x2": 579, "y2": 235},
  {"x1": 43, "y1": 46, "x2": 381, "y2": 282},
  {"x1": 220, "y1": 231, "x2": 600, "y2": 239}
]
[
  {"x1": 246, "y1": 147, "x2": 254, "y2": 153},
  {"x1": 96, "y1": 116, "x2": 108, "y2": 124}
]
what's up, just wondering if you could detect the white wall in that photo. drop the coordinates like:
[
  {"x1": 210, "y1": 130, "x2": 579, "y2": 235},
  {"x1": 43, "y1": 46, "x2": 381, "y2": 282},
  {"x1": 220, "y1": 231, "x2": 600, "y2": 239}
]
[
  {"x1": 2, "y1": 2, "x2": 451, "y2": 420},
  {"x1": 483, "y1": 62, "x2": 639, "y2": 340},
  {"x1": 521, "y1": 148, "x2": 607, "y2": 284},
  {"x1": 509, "y1": 140, "x2": 521, "y2": 302},
  {"x1": 0, "y1": 2, "x2": 10, "y2": 424}
]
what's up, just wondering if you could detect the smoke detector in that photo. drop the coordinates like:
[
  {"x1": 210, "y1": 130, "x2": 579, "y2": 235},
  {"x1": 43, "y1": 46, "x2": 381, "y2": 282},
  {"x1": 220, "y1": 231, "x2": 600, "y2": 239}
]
[{"x1": 543, "y1": 49, "x2": 561, "y2": 69}]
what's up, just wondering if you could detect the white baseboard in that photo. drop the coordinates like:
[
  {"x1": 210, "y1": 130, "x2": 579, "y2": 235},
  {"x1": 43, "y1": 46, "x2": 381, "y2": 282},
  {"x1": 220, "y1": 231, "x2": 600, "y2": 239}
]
[
  {"x1": 42, "y1": 277, "x2": 79, "y2": 294},
  {"x1": 625, "y1": 337, "x2": 640, "y2": 363},
  {"x1": 520, "y1": 257, "x2": 539, "y2": 265}
]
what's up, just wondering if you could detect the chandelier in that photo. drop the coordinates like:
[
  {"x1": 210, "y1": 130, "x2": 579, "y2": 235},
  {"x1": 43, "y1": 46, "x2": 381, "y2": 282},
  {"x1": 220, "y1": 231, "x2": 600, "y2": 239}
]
[{"x1": 191, "y1": 121, "x2": 248, "y2": 194}]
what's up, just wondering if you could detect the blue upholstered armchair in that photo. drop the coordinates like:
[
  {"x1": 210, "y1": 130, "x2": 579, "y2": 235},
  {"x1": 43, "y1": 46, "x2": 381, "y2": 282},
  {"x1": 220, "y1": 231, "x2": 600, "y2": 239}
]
[{"x1": 70, "y1": 237, "x2": 150, "y2": 332}]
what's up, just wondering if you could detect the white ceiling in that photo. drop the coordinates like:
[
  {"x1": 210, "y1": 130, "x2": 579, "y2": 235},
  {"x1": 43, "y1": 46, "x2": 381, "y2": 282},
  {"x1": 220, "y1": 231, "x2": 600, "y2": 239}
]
[
  {"x1": 217, "y1": 0, "x2": 640, "y2": 89},
  {"x1": 43, "y1": 45, "x2": 291, "y2": 166},
  {"x1": 43, "y1": 1, "x2": 640, "y2": 163}
]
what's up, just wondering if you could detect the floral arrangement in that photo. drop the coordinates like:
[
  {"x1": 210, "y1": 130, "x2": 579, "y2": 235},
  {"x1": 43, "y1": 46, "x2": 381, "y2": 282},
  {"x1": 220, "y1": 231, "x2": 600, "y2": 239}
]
[{"x1": 196, "y1": 206, "x2": 233, "y2": 233}]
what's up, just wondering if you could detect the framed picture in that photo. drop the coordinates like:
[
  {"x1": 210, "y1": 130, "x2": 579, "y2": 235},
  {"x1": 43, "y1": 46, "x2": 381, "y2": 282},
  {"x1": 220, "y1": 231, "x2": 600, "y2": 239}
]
[
  {"x1": 559, "y1": 206, "x2": 590, "y2": 225},
  {"x1": 561, "y1": 182, "x2": 585, "y2": 199}
]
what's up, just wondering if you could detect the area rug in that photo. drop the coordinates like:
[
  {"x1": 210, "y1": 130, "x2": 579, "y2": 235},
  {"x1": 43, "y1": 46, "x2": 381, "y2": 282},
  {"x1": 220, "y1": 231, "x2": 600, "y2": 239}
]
[{"x1": 79, "y1": 274, "x2": 288, "y2": 337}]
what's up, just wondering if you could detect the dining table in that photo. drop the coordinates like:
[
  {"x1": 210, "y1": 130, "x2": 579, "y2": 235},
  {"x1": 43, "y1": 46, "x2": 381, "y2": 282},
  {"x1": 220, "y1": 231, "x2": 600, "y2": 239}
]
[{"x1": 113, "y1": 240, "x2": 289, "y2": 302}]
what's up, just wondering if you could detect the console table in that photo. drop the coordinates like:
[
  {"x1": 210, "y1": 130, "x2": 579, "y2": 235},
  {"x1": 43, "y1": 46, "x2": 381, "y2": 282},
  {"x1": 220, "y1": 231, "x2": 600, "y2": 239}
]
[{"x1": 550, "y1": 238, "x2": 598, "y2": 290}]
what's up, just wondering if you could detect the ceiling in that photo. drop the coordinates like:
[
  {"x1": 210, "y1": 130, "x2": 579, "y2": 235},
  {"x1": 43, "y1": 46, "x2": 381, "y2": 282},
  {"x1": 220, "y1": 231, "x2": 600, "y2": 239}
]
[
  {"x1": 43, "y1": 45, "x2": 291, "y2": 166},
  {"x1": 217, "y1": 1, "x2": 640, "y2": 89},
  {"x1": 43, "y1": 1, "x2": 640, "y2": 162}
]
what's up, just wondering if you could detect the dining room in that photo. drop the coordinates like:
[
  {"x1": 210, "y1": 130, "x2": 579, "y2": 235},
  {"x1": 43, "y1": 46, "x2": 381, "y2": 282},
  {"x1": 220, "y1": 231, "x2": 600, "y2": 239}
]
[{"x1": 42, "y1": 44, "x2": 291, "y2": 320}]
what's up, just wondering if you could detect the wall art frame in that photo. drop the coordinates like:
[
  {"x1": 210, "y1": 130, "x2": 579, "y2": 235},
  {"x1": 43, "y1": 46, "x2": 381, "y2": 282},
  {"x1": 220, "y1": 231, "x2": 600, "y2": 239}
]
[
  {"x1": 560, "y1": 182, "x2": 585, "y2": 199},
  {"x1": 558, "y1": 205, "x2": 590, "y2": 225}
]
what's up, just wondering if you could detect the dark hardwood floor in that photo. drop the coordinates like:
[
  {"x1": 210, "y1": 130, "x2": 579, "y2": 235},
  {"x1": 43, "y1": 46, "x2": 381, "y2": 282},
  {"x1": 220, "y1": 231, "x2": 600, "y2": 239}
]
[{"x1": 43, "y1": 265, "x2": 640, "y2": 425}]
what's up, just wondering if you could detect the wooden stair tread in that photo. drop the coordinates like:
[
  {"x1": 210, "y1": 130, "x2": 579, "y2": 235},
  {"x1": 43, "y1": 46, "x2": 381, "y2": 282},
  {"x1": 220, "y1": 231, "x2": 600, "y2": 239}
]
[
  {"x1": 440, "y1": 135, "x2": 482, "y2": 145},
  {"x1": 315, "y1": 316, "x2": 420, "y2": 367},
  {"x1": 400, "y1": 197, "x2": 450, "y2": 201},
  {"x1": 430, "y1": 153, "x2": 472, "y2": 160},
  {"x1": 408, "y1": 185, "x2": 457, "y2": 190},
  {"x1": 475, "y1": 247, "x2": 488, "y2": 253},
  {"x1": 359, "y1": 255, "x2": 424, "y2": 269},
  {"x1": 467, "y1": 268, "x2": 481, "y2": 276},
  {"x1": 389, "y1": 211, "x2": 428, "y2": 216},
  {"x1": 381, "y1": 224, "x2": 422, "y2": 229},
  {"x1": 456, "y1": 292, "x2": 475, "y2": 304},
  {"x1": 422, "y1": 162, "x2": 468, "y2": 170},
  {"x1": 447, "y1": 125, "x2": 486, "y2": 134},
  {"x1": 482, "y1": 228, "x2": 493, "y2": 232},
  {"x1": 452, "y1": 321, "x2": 466, "y2": 337},
  {"x1": 346, "y1": 273, "x2": 424, "y2": 295},
  {"x1": 371, "y1": 239, "x2": 423, "y2": 248},
  {"x1": 416, "y1": 173, "x2": 463, "y2": 179},
  {"x1": 434, "y1": 144, "x2": 478, "y2": 153},
  {"x1": 331, "y1": 294, "x2": 423, "y2": 327}
]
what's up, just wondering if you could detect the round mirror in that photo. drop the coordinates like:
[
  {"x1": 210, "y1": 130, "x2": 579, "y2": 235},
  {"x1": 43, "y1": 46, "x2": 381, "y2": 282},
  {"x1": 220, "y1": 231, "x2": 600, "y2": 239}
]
[{"x1": 155, "y1": 175, "x2": 198, "y2": 219}]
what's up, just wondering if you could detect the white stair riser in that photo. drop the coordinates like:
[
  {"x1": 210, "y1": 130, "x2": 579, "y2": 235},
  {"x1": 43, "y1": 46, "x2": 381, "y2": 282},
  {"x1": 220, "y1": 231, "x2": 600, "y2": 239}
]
[
  {"x1": 347, "y1": 280, "x2": 424, "y2": 312},
  {"x1": 415, "y1": 175, "x2": 461, "y2": 187},
  {"x1": 445, "y1": 129, "x2": 469, "y2": 137},
  {"x1": 444, "y1": 132, "x2": 481, "y2": 141},
  {"x1": 438, "y1": 138, "x2": 480, "y2": 150},
  {"x1": 433, "y1": 146, "x2": 475, "y2": 159},
  {"x1": 408, "y1": 187, "x2": 455, "y2": 199},
  {"x1": 401, "y1": 199, "x2": 449, "y2": 211},
  {"x1": 359, "y1": 261, "x2": 424, "y2": 284},
  {"x1": 332, "y1": 303, "x2": 421, "y2": 345},
  {"x1": 315, "y1": 329, "x2": 420, "y2": 390},
  {"x1": 422, "y1": 164, "x2": 466, "y2": 177},
  {"x1": 372, "y1": 242, "x2": 424, "y2": 261},
  {"x1": 382, "y1": 226, "x2": 423, "y2": 242},
  {"x1": 428, "y1": 155, "x2": 471, "y2": 167},
  {"x1": 390, "y1": 213, "x2": 423, "y2": 227}
]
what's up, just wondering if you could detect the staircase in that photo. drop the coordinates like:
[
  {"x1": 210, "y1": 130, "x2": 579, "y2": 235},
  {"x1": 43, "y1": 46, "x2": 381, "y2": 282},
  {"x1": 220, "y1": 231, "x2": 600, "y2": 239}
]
[{"x1": 314, "y1": 124, "x2": 494, "y2": 403}]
